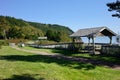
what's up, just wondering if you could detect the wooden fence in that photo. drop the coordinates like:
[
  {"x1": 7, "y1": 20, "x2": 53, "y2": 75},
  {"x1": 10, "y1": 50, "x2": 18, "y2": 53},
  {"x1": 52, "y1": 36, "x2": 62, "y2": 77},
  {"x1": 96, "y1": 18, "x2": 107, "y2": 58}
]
[
  {"x1": 101, "y1": 45, "x2": 120, "y2": 56},
  {"x1": 28, "y1": 42, "x2": 120, "y2": 55},
  {"x1": 28, "y1": 42, "x2": 103, "y2": 52},
  {"x1": 28, "y1": 42, "x2": 82, "y2": 50}
]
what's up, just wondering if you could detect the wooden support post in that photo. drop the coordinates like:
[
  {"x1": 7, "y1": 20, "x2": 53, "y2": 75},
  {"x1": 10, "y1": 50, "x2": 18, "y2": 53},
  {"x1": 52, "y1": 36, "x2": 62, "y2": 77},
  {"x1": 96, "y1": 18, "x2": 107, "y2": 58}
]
[
  {"x1": 72, "y1": 37, "x2": 76, "y2": 51},
  {"x1": 72, "y1": 37, "x2": 75, "y2": 43},
  {"x1": 109, "y1": 36, "x2": 112, "y2": 45},
  {"x1": 92, "y1": 36, "x2": 95, "y2": 54},
  {"x1": 88, "y1": 37, "x2": 90, "y2": 46}
]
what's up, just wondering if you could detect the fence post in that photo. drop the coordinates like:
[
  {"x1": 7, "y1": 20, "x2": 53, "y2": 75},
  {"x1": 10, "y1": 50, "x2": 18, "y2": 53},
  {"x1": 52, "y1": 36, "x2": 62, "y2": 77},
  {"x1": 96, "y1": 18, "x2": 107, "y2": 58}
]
[{"x1": 92, "y1": 36, "x2": 95, "y2": 54}]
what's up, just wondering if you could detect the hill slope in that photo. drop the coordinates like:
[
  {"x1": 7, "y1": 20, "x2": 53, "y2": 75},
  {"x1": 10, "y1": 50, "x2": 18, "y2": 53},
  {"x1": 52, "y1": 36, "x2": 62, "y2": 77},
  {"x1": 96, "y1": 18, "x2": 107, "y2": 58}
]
[{"x1": 0, "y1": 16, "x2": 73, "y2": 42}]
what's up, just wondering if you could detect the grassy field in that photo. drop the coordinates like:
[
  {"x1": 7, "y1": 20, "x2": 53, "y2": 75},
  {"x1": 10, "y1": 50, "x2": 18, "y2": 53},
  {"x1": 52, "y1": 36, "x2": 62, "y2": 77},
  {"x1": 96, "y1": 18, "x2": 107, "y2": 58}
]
[
  {"x1": 0, "y1": 46, "x2": 120, "y2": 80},
  {"x1": 23, "y1": 46, "x2": 120, "y2": 63}
]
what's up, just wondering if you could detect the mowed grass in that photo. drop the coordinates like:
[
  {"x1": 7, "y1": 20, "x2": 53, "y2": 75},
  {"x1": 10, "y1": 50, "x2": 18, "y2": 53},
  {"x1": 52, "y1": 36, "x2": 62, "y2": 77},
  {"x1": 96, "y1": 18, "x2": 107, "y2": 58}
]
[
  {"x1": 23, "y1": 46, "x2": 120, "y2": 63},
  {"x1": 0, "y1": 46, "x2": 120, "y2": 80}
]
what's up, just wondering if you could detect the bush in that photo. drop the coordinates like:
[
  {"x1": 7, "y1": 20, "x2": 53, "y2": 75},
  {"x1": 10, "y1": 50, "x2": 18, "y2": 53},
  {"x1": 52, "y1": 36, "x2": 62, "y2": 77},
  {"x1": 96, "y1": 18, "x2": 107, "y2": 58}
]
[
  {"x1": 0, "y1": 40, "x2": 9, "y2": 46},
  {"x1": 0, "y1": 40, "x2": 9, "y2": 49},
  {"x1": 67, "y1": 42, "x2": 84, "y2": 52},
  {"x1": 35, "y1": 40, "x2": 57, "y2": 45},
  {"x1": 0, "y1": 42, "x2": 2, "y2": 49},
  {"x1": 8, "y1": 39, "x2": 28, "y2": 45}
]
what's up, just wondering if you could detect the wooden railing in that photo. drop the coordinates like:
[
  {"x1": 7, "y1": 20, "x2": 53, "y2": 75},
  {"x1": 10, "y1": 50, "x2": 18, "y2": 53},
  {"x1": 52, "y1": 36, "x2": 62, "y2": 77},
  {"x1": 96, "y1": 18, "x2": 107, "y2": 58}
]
[
  {"x1": 101, "y1": 45, "x2": 120, "y2": 56},
  {"x1": 28, "y1": 42, "x2": 83, "y2": 50},
  {"x1": 28, "y1": 43, "x2": 120, "y2": 55}
]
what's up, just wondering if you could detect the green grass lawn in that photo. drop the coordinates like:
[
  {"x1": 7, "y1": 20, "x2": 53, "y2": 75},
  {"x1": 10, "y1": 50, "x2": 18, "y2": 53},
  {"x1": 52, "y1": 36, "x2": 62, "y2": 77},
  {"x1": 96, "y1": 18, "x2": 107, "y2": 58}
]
[
  {"x1": 0, "y1": 46, "x2": 120, "y2": 80},
  {"x1": 23, "y1": 46, "x2": 60, "y2": 54},
  {"x1": 23, "y1": 46, "x2": 120, "y2": 64}
]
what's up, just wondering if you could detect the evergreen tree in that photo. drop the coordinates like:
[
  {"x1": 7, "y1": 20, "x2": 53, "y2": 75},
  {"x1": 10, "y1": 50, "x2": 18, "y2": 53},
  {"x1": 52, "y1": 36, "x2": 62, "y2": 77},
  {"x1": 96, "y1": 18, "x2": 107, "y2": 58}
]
[{"x1": 107, "y1": 0, "x2": 120, "y2": 18}]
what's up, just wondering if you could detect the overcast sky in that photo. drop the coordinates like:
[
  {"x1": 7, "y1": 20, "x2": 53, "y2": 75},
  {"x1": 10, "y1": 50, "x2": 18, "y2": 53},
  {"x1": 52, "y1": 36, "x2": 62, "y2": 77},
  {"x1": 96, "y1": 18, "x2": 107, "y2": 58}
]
[{"x1": 0, "y1": 0, "x2": 120, "y2": 33}]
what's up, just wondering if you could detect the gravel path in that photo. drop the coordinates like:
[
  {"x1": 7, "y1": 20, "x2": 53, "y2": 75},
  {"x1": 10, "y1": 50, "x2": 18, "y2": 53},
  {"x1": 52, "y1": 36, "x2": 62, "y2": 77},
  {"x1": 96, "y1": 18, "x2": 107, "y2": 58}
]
[
  {"x1": 12, "y1": 46, "x2": 55, "y2": 55},
  {"x1": 12, "y1": 46, "x2": 120, "y2": 69}
]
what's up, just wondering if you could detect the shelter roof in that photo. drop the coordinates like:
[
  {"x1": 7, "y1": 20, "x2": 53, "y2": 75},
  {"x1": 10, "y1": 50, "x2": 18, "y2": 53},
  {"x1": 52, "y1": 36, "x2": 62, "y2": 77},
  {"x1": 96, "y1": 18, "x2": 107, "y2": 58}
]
[{"x1": 70, "y1": 27, "x2": 117, "y2": 38}]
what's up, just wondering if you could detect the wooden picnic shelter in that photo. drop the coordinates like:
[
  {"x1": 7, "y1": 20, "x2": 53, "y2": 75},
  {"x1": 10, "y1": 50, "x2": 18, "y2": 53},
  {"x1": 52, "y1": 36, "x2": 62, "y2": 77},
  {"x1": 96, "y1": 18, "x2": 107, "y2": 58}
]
[{"x1": 70, "y1": 27, "x2": 117, "y2": 54}]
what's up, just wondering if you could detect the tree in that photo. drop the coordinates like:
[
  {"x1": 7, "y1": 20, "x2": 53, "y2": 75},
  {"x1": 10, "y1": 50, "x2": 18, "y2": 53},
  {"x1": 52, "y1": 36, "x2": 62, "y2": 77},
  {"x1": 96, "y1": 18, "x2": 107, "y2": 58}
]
[
  {"x1": 0, "y1": 15, "x2": 73, "y2": 41},
  {"x1": 56, "y1": 31, "x2": 72, "y2": 42},
  {"x1": 0, "y1": 16, "x2": 10, "y2": 39},
  {"x1": 7, "y1": 26, "x2": 21, "y2": 39},
  {"x1": 46, "y1": 29, "x2": 55, "y2": 41},
  {"x1": 107, "y1": 0, "x2": 120, "y2": 18}
]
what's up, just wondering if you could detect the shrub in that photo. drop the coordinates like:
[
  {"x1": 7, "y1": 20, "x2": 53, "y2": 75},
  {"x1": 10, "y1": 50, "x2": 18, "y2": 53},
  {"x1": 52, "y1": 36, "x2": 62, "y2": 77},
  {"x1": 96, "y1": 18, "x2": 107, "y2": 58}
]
[
  {"x1": 67, "y1": 42, "x2": 84, "y2": 52},
  {"x1": 35, "y1": 40, "x2": 57, "y2": 45},
  {"x1": 0, "y1": 40, "x2": 9, "y2": 46},
  {"x1": 0, "y1": 42, "x2": 2, "y2": 49},
  {"x1": 0, "y1": 40, "x2": 9, "y2": 49},
  {"x1": 8, "y1": 39, "x2": 28, "y2": 45}
]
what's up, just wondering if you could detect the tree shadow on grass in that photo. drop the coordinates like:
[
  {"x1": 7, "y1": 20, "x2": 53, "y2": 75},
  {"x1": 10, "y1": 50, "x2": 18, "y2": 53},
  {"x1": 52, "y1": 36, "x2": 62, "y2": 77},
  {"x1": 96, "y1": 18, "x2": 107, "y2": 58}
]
[
  {"x1": 89, "y1": 54, "x2": 120, "y2": 63},
  {"x1": 0, "y1": 54, "x2": 95, "y2": 70},
  {"x1": 51, "y1": 49, "x2": 76, "y2": 56},
  {"x1": 2, "y1": 74, "x2": 45, "y2": 80},
  {"x1": 46, "y1": 48, "x2": 120, "y2": 68},
  {"x1": 73, "y1": 54, "x2": 120, "y2": 68}
]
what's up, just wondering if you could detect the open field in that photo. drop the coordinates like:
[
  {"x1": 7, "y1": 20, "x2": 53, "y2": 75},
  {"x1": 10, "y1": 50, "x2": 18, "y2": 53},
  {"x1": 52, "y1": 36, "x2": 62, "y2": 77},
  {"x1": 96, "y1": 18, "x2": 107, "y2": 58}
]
[{"x1": 0, "y1": 46, "x2": 120, "y2": 80}]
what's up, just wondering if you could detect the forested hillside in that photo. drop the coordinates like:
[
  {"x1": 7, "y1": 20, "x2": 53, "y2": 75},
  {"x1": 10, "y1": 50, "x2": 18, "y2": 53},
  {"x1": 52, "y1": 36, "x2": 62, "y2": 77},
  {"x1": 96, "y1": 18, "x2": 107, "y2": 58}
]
[{"x1": 0, "y1": 16, "x2": 73, "y2": 42}]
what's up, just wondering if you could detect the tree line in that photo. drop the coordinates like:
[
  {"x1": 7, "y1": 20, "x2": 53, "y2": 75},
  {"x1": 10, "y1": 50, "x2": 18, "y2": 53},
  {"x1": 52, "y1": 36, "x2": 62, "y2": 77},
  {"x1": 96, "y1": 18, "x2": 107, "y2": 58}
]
[{"x1": 0, "y1": 16, "x2": 73, "y2": 42}]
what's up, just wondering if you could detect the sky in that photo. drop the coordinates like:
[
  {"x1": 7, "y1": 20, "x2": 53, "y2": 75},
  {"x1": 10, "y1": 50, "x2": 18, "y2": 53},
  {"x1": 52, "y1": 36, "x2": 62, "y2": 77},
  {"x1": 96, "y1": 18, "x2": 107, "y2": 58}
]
[{"x1": 0, "y1": 0, "x2": 120, "y2": 33}]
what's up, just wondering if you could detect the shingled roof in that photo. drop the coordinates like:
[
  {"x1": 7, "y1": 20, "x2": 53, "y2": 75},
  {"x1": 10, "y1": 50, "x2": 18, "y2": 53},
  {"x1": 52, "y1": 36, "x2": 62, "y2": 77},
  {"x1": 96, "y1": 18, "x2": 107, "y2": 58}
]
[{"x1": 70, "y1": 27, "x2": 117, "y2": 38}]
